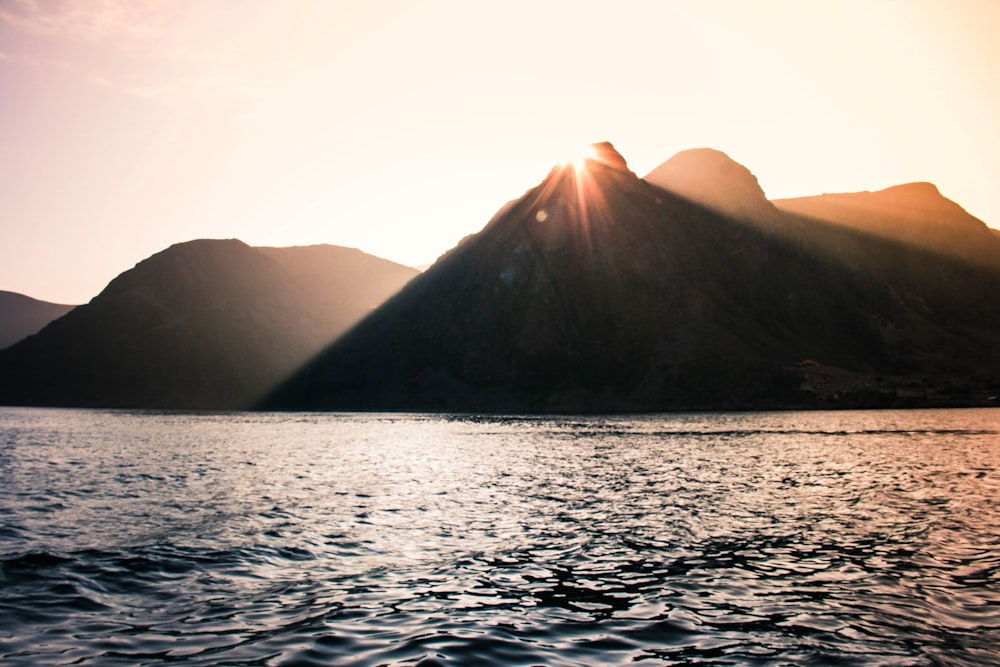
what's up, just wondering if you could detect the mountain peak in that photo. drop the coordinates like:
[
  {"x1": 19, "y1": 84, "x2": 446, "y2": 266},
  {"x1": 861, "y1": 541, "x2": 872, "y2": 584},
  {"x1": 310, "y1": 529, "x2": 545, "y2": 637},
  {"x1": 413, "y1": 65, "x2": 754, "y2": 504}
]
[
  {"x1": 886, "y1": 181, "x2": 940, "y2": 196},
  {"x1": 586, "y1": 141, "x2": 630, "y2": 173},
  {"x1": 643, "y1": 148, "x2": 774, "y2": 219},
  {"x1": 876, "y1": 182, "x2": 953, "y2": 210}
]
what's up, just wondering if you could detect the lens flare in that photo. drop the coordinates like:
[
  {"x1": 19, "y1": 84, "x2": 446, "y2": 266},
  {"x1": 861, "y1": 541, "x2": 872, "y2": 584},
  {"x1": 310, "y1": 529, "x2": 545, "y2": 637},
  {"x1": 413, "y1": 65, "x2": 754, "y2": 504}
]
[{"x1": 569, "y1": 145, "x2": 602, "y2": 173}]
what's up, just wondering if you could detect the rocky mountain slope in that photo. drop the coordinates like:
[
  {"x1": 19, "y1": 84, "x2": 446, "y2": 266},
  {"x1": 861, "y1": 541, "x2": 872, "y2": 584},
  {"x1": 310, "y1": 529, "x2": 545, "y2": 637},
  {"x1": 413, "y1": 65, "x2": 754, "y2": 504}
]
[
  {"x1": 0, "y1": 240, "x2": 417, "y2": 409},
  {"x1": 262, "y1": 143, "x2": 1000, "y2": 411}
]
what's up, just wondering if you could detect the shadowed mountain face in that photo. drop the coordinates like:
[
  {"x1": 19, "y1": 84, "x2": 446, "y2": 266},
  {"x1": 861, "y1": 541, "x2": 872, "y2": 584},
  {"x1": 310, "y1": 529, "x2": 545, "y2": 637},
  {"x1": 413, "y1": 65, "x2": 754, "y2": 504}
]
[
  {"x1": 0, "y1": 291, "x2": 76, "y2": 350},
  {"x1": 0, "y1": 240, "x2": 417, "y2": 409},
  {"x1": 262, "y1": 144, "x2": 1000, "y2": 412}
]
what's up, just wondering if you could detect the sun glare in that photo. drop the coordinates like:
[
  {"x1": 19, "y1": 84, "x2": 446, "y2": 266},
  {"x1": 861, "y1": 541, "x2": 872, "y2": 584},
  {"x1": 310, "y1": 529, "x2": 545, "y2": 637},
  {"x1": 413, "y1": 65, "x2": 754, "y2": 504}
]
[{"x1": 569, "y1": 146, "x2": 601, "y2": 173}]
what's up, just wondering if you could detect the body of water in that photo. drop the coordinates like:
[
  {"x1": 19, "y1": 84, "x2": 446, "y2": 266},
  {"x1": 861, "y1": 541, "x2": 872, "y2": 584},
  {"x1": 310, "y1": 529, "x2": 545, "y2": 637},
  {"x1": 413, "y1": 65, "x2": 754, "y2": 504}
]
[{"x1": 0, "y1": 408, "x2": 998, "y2": 665}]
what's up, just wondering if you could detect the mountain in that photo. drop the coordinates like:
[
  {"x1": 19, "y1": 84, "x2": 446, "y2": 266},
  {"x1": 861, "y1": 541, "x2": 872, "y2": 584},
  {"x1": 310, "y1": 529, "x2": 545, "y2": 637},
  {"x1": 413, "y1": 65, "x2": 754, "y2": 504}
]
[
  {"x1": 0, "y1": 240, "x2": 418, "y2": 409},
  {"x1": 773, "y1": 183, "x2": 1000, "y2": 269},
  {"x1": 643, "y1": 148, "x2": 1000, "y2": 284},
  {"x1": 643, "y1": 148, "x2": 778, "y2": 221},
  {"x1": 645, "y1": 150, "x2": 1000, "y2": 269},
  {"x1": 0, "y1": 291, "x2": 76, "y2": 350},
  {"x1": 262, "y1": 143, "x2": 1000, "y2": 412}
]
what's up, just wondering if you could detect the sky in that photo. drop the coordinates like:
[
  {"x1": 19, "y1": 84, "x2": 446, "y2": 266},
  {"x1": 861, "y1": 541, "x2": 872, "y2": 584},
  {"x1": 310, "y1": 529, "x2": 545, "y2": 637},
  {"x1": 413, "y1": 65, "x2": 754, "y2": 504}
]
[{"x1": 2, "y1": 0, "x2": 999, "y2": 304}]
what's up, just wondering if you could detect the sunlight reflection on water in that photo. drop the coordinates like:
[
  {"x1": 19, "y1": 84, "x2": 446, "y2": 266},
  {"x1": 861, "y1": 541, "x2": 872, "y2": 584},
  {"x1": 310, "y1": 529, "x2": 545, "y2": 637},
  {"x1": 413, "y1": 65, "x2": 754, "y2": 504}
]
[{"x1": 0, "y1": 408, "x2": 998, "y2": 665}]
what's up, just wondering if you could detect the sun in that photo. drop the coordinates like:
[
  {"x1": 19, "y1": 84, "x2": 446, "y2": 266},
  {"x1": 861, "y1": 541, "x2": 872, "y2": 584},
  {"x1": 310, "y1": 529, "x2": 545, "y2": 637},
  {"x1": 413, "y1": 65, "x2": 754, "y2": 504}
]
[{"x1": 568, "y1": 145, "x2": 601, "y2": 173}]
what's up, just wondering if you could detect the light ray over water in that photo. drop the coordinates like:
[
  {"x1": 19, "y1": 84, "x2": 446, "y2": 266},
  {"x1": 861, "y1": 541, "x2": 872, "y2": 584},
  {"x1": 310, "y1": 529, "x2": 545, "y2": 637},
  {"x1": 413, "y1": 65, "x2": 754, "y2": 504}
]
[{"x1": 1, "y1": 408, "x2": 998, "y2": 665}]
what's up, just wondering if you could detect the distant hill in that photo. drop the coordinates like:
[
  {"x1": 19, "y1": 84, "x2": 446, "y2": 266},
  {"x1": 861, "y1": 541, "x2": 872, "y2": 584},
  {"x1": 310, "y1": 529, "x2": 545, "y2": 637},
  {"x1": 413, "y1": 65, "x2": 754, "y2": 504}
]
[
  {"x1": 643, "y1": 149, "x2": 1000, "y2": 270},
  {"x1": 262, "y1": 143, "x2": 1000, "y2": 412},
  {"x1": 0, "y1": 240, "x2": 417, "y2": 409},
  {"x1": 0, "y1": 291, "x2": 76, "y2": 350},
  {"x1": 643, "y1": 147, "x2": 779, "y2": 221},
  {"x1": 773, "y1": 183, "x2": 1000, "y2": 269}
]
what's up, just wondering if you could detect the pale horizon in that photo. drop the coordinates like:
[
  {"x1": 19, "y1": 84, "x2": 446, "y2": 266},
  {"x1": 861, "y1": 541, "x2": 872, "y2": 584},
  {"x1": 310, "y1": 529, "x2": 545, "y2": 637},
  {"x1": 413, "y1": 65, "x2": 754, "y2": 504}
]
[{"x1": 2, "y1": 0, "x2": 999, "y2": 304}]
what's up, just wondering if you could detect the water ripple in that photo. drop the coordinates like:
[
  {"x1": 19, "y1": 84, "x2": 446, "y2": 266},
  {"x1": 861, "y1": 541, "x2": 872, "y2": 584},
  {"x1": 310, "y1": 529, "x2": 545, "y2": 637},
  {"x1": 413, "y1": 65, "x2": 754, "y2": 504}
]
[{"x1": 0, "y1": 407, "x2": 997, "y2": 665}]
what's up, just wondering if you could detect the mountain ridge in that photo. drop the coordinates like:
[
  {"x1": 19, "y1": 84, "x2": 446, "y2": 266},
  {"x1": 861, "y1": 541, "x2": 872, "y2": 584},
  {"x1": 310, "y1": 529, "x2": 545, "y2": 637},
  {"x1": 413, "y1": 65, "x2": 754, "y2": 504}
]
[
  {"x1": 0, "y1": 239, "x2": 418, "y2": 409},
  {"x1": 262, "y1": 143, "x2": 1000, "y2": 412},
  {"x1": 773, "y1": 183, "x2": 1000, "y2": 268},
  {"x1": 2, "y1": 144, "x2": 998, "y2": 412}
]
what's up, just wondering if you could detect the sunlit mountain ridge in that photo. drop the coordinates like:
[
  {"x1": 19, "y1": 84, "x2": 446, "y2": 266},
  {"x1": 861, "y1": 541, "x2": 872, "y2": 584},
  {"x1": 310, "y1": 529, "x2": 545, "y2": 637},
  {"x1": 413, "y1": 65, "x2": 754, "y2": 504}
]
[
  {"x1": 772, "y1": 182, "x2": 1000, "y2": 269},
  {"x1": 262, "y1": 143, "x2": 1000, "y2": 412},
  {"x1": 644, "y1": 147, "x2": 778, "y2": 221},
  {"x1": 2, "y1": 144, "x2": 998, "y2": 411},
  {"x1": 645, "y1": 148, "x2": 1000, "y2": 268}
]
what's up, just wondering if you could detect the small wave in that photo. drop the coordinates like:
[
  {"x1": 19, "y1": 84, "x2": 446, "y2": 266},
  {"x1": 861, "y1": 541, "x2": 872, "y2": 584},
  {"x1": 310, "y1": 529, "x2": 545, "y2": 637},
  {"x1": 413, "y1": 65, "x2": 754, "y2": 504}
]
[{"x1": 2, "y1": 408, "x2": 997, "y2": 666}]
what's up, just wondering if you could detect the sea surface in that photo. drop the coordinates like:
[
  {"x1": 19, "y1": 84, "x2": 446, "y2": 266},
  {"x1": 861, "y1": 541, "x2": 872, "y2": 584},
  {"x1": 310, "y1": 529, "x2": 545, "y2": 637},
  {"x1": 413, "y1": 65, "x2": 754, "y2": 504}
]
[{"x1": 0, "y1": 408, "x2": 997, "y2": 666}]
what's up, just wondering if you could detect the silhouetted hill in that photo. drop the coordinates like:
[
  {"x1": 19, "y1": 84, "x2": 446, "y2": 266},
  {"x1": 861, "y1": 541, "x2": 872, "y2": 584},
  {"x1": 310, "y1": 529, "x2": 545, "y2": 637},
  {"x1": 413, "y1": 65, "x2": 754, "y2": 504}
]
[
  {"x1": 262, "y1": 143, "x2": 1000, "y2": 412},
  {"x1": 0, "y1": 240, "x2": 417, "y2": 409},
  {"x1": 0, "y1": 291, "x2": 76, "y2": 350}
]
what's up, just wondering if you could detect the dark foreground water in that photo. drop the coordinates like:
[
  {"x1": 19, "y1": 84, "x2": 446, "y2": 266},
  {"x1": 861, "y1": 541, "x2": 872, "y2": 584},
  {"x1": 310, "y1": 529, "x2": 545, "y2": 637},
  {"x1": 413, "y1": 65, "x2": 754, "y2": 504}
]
[{"x1": 0, "y1": 409, "x2": 998, "y2": 666}]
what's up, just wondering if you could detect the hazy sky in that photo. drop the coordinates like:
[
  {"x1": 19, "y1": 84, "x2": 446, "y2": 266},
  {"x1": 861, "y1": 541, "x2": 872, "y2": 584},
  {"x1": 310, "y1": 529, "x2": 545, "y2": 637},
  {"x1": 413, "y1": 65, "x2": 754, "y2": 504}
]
[{"x1": 2, "y1": 0, "x2": 999, "y2": 303}]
